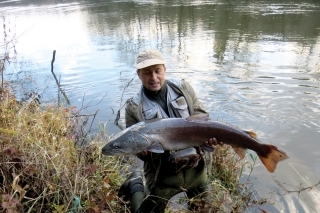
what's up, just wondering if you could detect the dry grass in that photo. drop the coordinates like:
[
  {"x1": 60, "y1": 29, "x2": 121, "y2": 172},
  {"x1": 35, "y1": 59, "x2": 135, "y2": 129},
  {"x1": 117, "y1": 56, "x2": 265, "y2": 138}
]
[{"x1": 0, "y1": 84, "x2": 129, "y2": 212}]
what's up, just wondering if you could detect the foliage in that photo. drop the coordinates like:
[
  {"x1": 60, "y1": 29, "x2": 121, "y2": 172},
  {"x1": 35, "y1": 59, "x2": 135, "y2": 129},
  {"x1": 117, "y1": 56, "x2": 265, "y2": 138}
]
[
  {"x1": 0, "y1": 85, "x2": 129, "y2": 213},
  {"x1": 1, "y1": 17, "x2": 17, "y2": 89}
]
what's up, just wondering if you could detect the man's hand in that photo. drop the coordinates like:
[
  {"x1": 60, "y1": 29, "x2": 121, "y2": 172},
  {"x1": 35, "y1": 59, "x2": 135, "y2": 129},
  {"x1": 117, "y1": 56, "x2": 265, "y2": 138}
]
[
  {"x1": 204, "y1": 137, "x2": 224, "y2": 147},
  {"x1": 140, "y1": 150, "x2": 149, "y2": 156},
  {"x1": 200, "y1": 137, "x2": 224, "y2": 152},
  {"x1": 168, "y1": 147, "x2": 201, "y2": 171}
]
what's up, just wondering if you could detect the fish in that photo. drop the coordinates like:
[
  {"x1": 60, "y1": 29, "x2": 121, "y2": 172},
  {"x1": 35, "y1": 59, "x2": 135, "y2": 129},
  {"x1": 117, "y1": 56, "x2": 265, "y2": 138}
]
[{"x1": 101, "y1": 114, "x2": 289, "y2": 173}]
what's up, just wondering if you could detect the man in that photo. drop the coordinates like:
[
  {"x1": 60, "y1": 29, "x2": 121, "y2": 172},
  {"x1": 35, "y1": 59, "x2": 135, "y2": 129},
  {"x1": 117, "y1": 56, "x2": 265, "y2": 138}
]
[{"x1": 119, "y1": 49, "x2": 220, "y2": 213}]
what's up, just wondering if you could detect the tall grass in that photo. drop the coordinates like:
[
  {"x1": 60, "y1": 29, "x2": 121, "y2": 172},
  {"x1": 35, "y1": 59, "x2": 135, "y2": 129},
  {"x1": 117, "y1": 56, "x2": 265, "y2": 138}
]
[{"x1": 0, "y1": 84, "x2": 130, "y2": 212}]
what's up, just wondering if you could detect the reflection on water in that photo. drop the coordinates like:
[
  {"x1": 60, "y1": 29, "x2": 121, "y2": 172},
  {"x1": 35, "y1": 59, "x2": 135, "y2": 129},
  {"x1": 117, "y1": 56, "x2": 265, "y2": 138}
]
[{"x1": 1, "y1": 0, "x2": 320, "y2": 212}]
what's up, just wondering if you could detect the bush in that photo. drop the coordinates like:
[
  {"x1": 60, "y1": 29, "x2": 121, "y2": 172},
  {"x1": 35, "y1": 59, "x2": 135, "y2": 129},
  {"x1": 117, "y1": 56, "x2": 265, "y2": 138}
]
[{"x1": 0, "y1": 85, "x2": 129, "y2": 212}]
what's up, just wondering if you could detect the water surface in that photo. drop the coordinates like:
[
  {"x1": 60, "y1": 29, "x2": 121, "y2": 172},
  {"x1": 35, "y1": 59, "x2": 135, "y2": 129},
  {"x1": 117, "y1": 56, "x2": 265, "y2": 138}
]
[{"x1": 1, "y1": 0, "x2": 320, "y2": 212}]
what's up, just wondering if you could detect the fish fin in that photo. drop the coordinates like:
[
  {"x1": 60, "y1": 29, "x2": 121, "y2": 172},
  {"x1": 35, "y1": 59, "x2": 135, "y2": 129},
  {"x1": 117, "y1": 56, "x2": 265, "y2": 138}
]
[
  {"x1": 147, "y1": 141, "x2": 165, "y2": 153},
  {"x1": 259, "y1": 208, "x2": 268, "y2": 213},
  {"x1": 186, "y1": 113, "x2": 210, "y2": 121},
  {"x1": 258, "y1": 145, "x2": 289, "y2": 173},
  {"x1": 144, "y1": 118, "x2": 161, "y2": 123},
  {"x1": 245, "y1": 130, "x2": 257, "y2": 139},
  {"x1": 201, "y1": 145, "x2": 215, "y2": 152},
  {"x1": 231, "y1": 146, "x2": 246, "y2": 159}
]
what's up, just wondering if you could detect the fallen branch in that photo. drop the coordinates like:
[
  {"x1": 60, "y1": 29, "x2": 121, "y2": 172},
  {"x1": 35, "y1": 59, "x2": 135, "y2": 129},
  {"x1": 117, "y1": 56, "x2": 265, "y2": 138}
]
[
  {"x1": 50, "y1": 50, "x2": 70, "y2": 105},
  {"x1": 274, "y1": 179, "x2": 320, "y2": 194}
]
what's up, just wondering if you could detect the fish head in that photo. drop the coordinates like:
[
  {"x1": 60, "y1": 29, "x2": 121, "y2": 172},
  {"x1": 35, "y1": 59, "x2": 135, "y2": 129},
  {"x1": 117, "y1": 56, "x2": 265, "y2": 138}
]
[{"x1": 101, "y1": 130, "x2": 150, "y2": 156}]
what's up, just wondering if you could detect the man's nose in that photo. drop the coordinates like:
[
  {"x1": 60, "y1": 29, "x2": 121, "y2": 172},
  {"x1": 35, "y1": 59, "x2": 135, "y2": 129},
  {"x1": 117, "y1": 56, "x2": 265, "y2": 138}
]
[{"x1": 150, "y1": 72, "x2": 157, "y2": 79}]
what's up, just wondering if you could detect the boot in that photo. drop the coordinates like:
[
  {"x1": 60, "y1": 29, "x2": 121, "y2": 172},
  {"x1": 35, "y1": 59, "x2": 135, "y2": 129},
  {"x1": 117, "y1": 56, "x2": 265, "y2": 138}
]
[{"x1": 118, "y1": 170, "x2": 144, "y2": 202}]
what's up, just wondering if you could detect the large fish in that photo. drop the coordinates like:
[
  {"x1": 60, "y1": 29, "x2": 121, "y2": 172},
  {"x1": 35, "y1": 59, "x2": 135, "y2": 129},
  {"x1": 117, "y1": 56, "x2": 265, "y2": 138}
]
[{"x1": 102, "y1": 114, "x2": 289, "y2": 173}]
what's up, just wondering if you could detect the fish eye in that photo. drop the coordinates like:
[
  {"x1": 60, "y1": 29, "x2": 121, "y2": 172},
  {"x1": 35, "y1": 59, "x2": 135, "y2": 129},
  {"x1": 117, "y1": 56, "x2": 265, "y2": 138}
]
[{"x1": 113, "y1": 143, "x2": 120, "y2": 149}]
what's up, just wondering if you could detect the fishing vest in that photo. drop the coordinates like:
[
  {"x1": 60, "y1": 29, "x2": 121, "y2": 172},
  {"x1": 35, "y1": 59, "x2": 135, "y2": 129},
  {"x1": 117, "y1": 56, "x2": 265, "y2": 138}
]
[{"x1": 136, "y1": 79, "x2": 191, "y2": 120}]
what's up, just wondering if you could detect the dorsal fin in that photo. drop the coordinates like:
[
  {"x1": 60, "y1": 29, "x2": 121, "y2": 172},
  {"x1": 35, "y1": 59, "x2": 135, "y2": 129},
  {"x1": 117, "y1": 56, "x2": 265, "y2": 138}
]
[
  {"x1": 144, "y1": 118, "x2": 161, "y2": 124},
  {"x1": 186, "y1": 113, "x2": 210, "y2": 121},
  {"x1": 245, "y1": 130, "x2": 257, "y2": 139}
]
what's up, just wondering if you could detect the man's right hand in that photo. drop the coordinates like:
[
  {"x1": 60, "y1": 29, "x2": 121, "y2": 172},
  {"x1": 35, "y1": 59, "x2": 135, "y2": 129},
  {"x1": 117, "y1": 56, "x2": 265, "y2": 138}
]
[{"x1": 168, "y1": 147, "x2": 201, "y2": 171}]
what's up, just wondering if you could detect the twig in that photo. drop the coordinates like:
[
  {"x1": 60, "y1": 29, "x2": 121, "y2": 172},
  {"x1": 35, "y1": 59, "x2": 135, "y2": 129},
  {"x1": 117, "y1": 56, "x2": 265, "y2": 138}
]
[
  {"x1": 18, "y1": 87, "x2": 46, "y2": 114},
  {"x1": 1, "y1": 62, "x2": 3, "y2": 92},
  {"x1": 72, "y1": 113, "x2": 99, "y2": 117},
  {"x1": 73, "y1": 91, "x2": 107, "y2": 145},
  {"x1": 58, "y1": 75, "x2": 61, "y2": 103},
  {"x1": 274, "y1": 179, "x2": 320, "y2": 194},
  {"x1": 287, "y1": 181, "x2": 320, "y2": 193},
  {"x1": 50, "y1": 50, "x2": 70, "y2": 105},
  {"x1": 114, "y1": 76, "x2": 135, "y2": 125},
  {"x1": 87, "y1": 109, "x2": 99, "y2": 136},
  {"x1": 79, "y1": 91, "x2": 108, "y2": 110},
  {"x1": 110, "y1": 106, "x2": 114, "y2": 114}
]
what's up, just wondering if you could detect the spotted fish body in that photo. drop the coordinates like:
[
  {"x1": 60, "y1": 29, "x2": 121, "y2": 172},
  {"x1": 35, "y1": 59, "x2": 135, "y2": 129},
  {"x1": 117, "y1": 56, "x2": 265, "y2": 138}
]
[{"x1": 101, "y1": 115, "x2": 289, "y2": 172}]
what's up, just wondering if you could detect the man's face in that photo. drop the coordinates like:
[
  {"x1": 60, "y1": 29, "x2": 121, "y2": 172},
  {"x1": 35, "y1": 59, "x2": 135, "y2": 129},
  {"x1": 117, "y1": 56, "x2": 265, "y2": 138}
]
[{"x1": 137, "y1": 64, "x2": 166, "y2": 91}]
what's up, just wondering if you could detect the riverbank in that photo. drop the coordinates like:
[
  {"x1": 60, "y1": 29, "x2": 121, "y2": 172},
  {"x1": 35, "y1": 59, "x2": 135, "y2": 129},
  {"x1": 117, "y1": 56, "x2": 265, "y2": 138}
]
[{"x1": 0, "y1": 82, "x2": 130, "y2": 212}]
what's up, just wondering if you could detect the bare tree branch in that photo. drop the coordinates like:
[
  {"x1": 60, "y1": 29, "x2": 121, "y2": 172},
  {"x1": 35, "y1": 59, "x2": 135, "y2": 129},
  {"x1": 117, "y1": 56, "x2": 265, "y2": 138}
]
[{"x1": 114, "y1": 76, "x2": 135, "y2": 125}]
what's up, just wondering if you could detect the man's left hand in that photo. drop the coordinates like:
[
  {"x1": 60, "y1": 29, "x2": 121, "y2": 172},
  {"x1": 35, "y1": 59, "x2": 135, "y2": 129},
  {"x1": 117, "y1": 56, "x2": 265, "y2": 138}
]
[{"x1": 204, "y1": 137, "x2": 224, "y2": 147}]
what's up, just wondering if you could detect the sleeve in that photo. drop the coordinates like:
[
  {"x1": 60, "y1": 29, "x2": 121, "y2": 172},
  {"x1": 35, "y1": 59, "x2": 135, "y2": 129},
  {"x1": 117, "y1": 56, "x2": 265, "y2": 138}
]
[
  {"x1": 181, "y1": 80, "x2": 208, "y2": 116},
  {"x1": 125, "y1": 101, "x2": 138, "y2": 128}
]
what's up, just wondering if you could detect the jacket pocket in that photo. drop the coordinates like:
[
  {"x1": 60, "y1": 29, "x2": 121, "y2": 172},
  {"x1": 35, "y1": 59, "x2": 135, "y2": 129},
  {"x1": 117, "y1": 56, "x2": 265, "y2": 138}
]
[
  {"x1": 142, "y1": 107, "x2": 158, "y2": 120},
  {"x1": 170, "y1": 96, "x2": 190, "y2": 118}
]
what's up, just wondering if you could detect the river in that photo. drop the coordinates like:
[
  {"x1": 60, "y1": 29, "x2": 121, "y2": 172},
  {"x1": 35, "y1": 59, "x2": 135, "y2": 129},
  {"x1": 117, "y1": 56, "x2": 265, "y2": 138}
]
[{"x1": 1, "y1": 0, "x2": 320, "y2": 212}]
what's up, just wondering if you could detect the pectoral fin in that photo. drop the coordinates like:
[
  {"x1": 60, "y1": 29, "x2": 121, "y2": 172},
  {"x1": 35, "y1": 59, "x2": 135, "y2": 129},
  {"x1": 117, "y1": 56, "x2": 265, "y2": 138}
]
[
  {"x1": 245, "y1": 130, "x2": 257, "y2": 139},
  {"x1": 147, "y1": 141, "x2": 165, "y2": 153},
  {"x1": 231, "y1": 146, "x2": 246, "y2": 159}
]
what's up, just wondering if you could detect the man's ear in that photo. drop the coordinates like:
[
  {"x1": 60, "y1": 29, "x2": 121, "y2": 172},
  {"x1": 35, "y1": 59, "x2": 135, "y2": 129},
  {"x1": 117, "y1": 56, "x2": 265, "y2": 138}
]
[
  {"x1": 163, "y1": 65, "x2": 166, "y2": 72},
  {"x1": 136, "y1": 69, "x2": 141, "y2": 78}
]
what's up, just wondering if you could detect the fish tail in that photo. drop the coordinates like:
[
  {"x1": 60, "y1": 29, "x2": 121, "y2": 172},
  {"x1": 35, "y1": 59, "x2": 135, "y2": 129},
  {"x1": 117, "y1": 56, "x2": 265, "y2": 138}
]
[{"x1": 258, "y1": 145, "x2": 289, "y2": 173}]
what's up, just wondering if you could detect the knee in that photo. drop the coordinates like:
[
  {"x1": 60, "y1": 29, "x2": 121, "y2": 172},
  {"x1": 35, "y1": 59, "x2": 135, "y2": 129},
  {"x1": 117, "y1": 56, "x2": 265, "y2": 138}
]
[{"x1": 130, "y1": 177, "x2": 144, "y2": 194}]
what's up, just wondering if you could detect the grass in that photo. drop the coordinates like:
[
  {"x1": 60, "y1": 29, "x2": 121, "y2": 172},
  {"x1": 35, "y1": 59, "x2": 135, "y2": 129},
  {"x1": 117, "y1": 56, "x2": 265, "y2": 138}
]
[{"x1": 0, "y1": 84, "x2": 130, "y2": 212}]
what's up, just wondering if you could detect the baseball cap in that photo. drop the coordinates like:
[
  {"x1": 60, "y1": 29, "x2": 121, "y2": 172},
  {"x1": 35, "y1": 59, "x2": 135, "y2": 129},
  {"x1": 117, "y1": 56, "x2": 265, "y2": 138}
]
[{"x1": 136, "y1": 49, "x2": 165, "y2": 69}]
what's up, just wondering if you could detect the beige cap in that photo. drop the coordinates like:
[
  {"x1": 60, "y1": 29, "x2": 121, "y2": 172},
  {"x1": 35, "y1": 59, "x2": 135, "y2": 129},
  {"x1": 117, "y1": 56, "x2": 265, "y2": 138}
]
[{"x1": 136, "y1": 49, "x2": 165, "y2": 69}]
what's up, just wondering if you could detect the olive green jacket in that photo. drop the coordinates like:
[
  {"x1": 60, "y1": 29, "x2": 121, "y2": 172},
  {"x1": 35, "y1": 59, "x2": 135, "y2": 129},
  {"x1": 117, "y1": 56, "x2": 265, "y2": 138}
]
[{"x1": 124, "y1": 78, "x2": 208, "y2": 192}]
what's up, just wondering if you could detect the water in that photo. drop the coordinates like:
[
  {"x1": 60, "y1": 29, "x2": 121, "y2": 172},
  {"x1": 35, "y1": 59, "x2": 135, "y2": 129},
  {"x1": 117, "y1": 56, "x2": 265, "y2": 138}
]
[{"x1": 1, "y1": 0, "x2": 320, "y2": 212}]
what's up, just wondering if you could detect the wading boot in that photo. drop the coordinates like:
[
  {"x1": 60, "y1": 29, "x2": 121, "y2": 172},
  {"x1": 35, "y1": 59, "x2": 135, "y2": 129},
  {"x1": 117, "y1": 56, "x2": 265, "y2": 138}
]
[{"x1": 118, "y1": 170, "x2": 144, "y2": 202}]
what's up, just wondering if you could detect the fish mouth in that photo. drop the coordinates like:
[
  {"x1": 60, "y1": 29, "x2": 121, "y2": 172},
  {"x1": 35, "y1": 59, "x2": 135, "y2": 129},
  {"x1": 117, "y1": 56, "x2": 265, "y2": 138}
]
[{"x1": 101, "y1": 148, "x2": 128, "y2": 156}]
